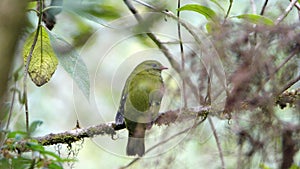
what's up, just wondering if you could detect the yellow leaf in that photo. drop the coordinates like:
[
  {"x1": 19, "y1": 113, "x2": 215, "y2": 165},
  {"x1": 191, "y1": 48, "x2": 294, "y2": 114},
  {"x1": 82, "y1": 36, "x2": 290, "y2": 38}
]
[{"x1": 23, "y1": 26, "x2": 58, "y2": 86}]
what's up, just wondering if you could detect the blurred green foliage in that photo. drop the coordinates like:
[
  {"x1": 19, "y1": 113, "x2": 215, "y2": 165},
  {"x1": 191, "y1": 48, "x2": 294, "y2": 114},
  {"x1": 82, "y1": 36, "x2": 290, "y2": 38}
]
[{"x1": 1, "y1": 0, "x2": 300, "y2": 169}]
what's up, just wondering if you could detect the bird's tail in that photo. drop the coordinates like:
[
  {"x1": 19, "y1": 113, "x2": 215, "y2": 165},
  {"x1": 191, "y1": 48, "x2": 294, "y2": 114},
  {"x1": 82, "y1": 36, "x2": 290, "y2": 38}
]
[
  {"x1": 126, "y1": 124, "x2": 145, "y2": 157},
  {"x1": 126, "y1": 136, "x2": 145, "y2": 157}
]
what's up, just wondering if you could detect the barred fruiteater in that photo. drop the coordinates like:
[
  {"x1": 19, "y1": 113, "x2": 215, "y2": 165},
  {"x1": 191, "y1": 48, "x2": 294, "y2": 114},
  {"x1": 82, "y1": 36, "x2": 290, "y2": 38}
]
[{"x1": 115, "y1": 60, "x2": 167, "y2": 157}]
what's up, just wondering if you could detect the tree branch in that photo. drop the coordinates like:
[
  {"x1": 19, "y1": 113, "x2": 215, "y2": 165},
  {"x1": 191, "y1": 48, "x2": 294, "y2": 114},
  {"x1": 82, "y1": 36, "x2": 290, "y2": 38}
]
[
  {"x1": 208, "y1": 117, "x2": 225, "y2": 169},
  {"x1": 275, "y1": 0, "x2": 298, "y2": 25},
  {"x1": 4, "y1": 86, "x2": 299, "y2": 152},
  {"x1": 4, "y1": 107, "x2": 209, "y2": 151},
  {"x1": 281, "y1": 129, "x2": 296, "y2": 169},
  {"x1": 290, "y1": 0, "x2": 300, "y2": 11}
]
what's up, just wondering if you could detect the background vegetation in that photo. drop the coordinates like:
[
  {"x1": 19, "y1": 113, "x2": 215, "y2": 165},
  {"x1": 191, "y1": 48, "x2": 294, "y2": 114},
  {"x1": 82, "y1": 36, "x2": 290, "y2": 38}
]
[{"x1": 0, "y1": 0, "x2": 299, "y2": 169}]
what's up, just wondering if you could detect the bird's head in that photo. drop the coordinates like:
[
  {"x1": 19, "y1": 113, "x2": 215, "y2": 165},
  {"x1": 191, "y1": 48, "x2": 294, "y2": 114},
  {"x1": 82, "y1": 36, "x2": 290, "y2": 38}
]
[{"x1": 134, "y1": 60, "x2": 168, "y2": 74}]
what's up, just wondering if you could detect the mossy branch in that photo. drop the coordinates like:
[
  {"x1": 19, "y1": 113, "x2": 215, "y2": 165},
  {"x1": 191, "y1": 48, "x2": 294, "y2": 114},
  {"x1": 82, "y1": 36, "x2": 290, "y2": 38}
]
[
  {"x1": 4, "y1": 88, "x2": 299, "y2": 151},
  {"x1": 4, "y1": 106, "x2": 209, "y2": 152}
]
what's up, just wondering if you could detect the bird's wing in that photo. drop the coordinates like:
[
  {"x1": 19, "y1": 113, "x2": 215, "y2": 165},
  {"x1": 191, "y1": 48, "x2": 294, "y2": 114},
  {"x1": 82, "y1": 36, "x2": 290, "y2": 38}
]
[
  {"x1": 148, "y1": 86, "x2": 164, "y2": 121},
  {"x1": 115, "y1": 91, "x2": 127, "y2": 127}
]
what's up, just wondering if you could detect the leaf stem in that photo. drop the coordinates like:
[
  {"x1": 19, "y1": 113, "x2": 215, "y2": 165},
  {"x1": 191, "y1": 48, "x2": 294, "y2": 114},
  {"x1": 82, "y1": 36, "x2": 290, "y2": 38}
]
[
  {"x1": 23, "y1": 0, "x2": 43, "y2": 133},
  {"x1": 224, "y1": 0, "x2": 233, "y2": 23}
]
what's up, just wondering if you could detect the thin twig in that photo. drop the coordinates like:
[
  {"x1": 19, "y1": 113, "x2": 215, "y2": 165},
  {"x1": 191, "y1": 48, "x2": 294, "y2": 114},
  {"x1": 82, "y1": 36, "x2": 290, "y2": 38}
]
[
  {"x1": 208, "y1": 117, "x2": 225, "y2": 169},
  {"x1": 250, "y1": 0, "x2": 257, "y2": 14},
  {"x1": 272, "y1": 49, "x2": 298, "y2": 75},
  {"x1": 205, "y1": 67, "x2": 212, "y2": 104},
  {"x1": 0, "y1": 84, "x2": 17, "y2": 148},
  {"x1": 260, "y1": 0, "x2": 269, "y2": 15},
  {"x1": 133, "y1": 0, "x2": 156, "y2": 10},
  {"x1": 224, "y1": 0, "x2": 233, "y2": 22},
  {"x1": 177, "y1": 0, "x2": 187, "y2": 108},
  {"x1": 290, "y1": 0, "x2": 300, "y2": 11},
  {"x1": 5, "y1": 85, "x2": 16, "y2": 131},
  {"x1": 23, "y1": 0, "x2": 43, "y2": 133},
  {"x1": 278, "y1": 74, "x2": 300, "y2": 95},
  {"x1": 257, "y1": 48, "x2": 298, "y2": 93},
  {"x1": 275, "y1": 0, "x2": 298, "y2": 25},
  {"x1": 123, "y1": 0, "x2": 142, "y2": 21}
]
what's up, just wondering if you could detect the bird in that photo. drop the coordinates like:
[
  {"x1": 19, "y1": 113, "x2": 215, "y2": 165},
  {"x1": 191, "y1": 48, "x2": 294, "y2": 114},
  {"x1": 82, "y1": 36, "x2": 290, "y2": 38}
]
[{"x1": 115, "y1": 60, "x2": 167, "y2": 157}]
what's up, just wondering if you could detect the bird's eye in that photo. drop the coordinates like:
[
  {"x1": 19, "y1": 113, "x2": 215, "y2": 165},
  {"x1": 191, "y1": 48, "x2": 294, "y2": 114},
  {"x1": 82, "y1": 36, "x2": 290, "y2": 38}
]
[{"x1": 152, "y1": 64, "x2": 157, "y2": 68}]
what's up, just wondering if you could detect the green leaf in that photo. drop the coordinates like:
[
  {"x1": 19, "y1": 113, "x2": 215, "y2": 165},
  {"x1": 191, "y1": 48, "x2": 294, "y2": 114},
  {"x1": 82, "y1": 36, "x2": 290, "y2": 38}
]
[
  {"x1": 29, "y1": 120, "x2": 43, "y2": 135},
  {"x1": 47, "y1": 31, "x2": 90, "y2": 100},
  {"x1": 78, "y1": 4, "x2": 120, "y2": 20},
  {"x1": 48, "y1": 163, "x2": 63, "y2": 169},
  {"x1": 23, "y1": 26, "x2": 58, "y2": 86},
  {"x1": 178, "y1": 4, "x2": 217, "y2": 21},
  {"x1": 42, "y1": 150, "x2": 62, "y2": 159},
  {"x1": 11, "y1": 157, "x2": 32, "y2": 169},
  {"x1": 0, "y1": 158, "x2": 10, "y2": 169},
  {"x1": 7, "y1": 131, "x2": 27, "y2": 139},
  {"x1": 64, "y1": 1, "x2": 121, "y2": 26},
  {"x1": 26, "y1": 142, "x2": 45, "y2": 152},
  {"x1": 234, "y1": 14, "x2": 274, "y2": 26},
  {"x1": 289, "y1": 164, "x2": 300, "y2": 169},
  {"x1": 259, "y1": 163, "x2": 271, "y2": 169}
]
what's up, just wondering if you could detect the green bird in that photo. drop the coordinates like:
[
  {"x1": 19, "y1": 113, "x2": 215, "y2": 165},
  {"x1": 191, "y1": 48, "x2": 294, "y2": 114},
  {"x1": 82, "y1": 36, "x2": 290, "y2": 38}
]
[{"x1": 115, "y1": 60, "x2": 167, "y2": 157}]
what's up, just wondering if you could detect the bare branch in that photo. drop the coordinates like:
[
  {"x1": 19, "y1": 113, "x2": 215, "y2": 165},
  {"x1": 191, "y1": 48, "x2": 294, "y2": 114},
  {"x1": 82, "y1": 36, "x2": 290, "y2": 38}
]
[
  {"x1": 290, "y1": 0, "x2": 300, "y2": 11},
  {"x1": 275, "y1": 0, "x2": 298, "y2": 25},
  {"x1": 278, "y1": 75, "x2": 300, "y2": 95},
  {"x1": 208, "y1": 117, "x2": 225, "y2": 169},
  {"x1": 260, "y1": 0, "x2": 269, "y2": 15}
]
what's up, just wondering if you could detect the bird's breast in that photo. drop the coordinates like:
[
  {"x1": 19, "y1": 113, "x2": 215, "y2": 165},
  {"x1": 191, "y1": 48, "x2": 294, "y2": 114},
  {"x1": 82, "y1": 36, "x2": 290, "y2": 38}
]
[{"x1": 124, "y1": 74, "x2": 163, "y2": 123}]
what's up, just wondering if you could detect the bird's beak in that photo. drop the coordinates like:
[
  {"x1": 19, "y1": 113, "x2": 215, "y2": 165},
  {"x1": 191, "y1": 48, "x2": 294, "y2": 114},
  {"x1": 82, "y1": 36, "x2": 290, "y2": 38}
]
[{"x1": 159, "y1": 66, "x2": 168, "y2": 70}]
